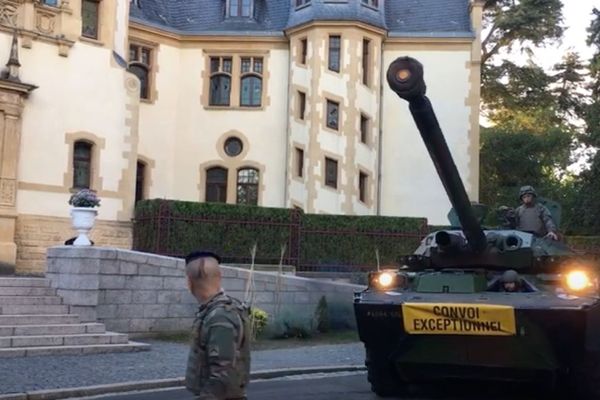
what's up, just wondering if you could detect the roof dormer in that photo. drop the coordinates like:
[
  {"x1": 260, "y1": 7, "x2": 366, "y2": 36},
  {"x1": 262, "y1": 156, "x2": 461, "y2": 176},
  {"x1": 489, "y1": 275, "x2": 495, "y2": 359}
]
[{"x1": 227, "y1": 0, "x2": 254, "y2": 18}]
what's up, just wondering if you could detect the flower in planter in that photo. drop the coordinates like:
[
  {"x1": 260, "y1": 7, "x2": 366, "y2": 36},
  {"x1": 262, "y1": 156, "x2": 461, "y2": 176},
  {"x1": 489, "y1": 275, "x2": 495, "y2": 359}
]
[{"x1": 69, "y1": 189, "x2": 101, "y2": 208}]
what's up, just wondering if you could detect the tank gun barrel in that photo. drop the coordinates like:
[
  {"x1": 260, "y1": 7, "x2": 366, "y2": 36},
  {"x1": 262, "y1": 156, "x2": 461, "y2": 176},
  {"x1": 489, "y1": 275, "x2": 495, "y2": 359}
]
[{"x1": 386, "y1": 57, "x2": 486, "y2": 253}]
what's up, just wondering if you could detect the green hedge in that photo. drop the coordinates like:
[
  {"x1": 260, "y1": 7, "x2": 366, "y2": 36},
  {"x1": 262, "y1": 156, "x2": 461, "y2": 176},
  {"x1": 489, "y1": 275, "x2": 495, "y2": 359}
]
[
  {"x1": 565, "y1": 236, "x2": 600, "y2": 254},
  {"x1": 134, "y1": 200, "x2": 294, "y2": 264},
  {"x1": 301, "y1": 214, "x2": 426, "y2": 268},
  {"x1": 133, "y1": 200, "x2": 427, "y2": 271}
]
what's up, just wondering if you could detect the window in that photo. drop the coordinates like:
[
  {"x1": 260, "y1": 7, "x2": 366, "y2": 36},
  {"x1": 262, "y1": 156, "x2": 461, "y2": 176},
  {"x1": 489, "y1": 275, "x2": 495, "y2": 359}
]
[
  {"x1": 128, "y1": 44, "x2": 153, "y2": 100},
  {"x1": 362, "y1": 39, "x2": 370, "y2": 86},
  {"x1": 361, "y1": 0, "x2": 379, "y2": 7},
  {"x1": 135, "y1": 161, "x2": 146, "y2": 204},
  {"x1": 296, "y1": 0, "x2": 311, "y2": 7},
  {"x1": 300, "y1": 38, "x2": 307, "y2": 65},
  {"x1": 298, "y1": 91, "x2": 306, "y2": 120},
  {"x1": 81, "y1": 0, "x2": 100, "y2": 39},
  {"x1": 237, "y1": 168, "x2": 259, "y2": 205},
  {"x1": 206, "y1": 167, "x2": 228, "y2": 203},
  {"x1": 359, "y1": 172, "x2": 368, "y2": 203},
  {"x1": 328, "y1": 35, "x2": 341, "y2": 72},
  {"x1": 325, "y1": 158, "x2": 338, "y2": 189},
  {"x1": 326, "y1": 100, "x2": 339, "y2": 130},
  {"x1": 73, "y1": 141, "x2": 92, "y2": 189},
  {"x1": 209, "y1": 57, "x2": 232, "y2": 106},
  {"x1": 43, "y1": 0, "x2": 58, "y2": 6},
  {"x1": 295, "y1": 148, "x2": 304, "y2": 178},
  {"x1": 229, "y1": 0, "x2": 252, "y2": 17},
  {"x1": 240, "y1": 57, "x2": 263, "y2": 107},
  {"x1": 360, "y1": 114, "x2": 370, "y2": 144},
  {"x1": 224, "y1": 137, "x2": 243, "y2": 157}
]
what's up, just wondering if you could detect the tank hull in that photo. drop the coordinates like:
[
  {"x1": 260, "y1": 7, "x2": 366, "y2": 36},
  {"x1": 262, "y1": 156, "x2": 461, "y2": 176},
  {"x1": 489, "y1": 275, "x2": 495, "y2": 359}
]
[{"x1": 354, "y1": 296, "x2": 600, "y2": 382}]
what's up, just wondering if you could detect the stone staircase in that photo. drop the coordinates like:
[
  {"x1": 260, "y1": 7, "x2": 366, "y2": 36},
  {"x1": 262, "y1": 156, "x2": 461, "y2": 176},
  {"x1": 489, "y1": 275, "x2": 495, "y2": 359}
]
[{"x1": 0, "y1": 277, "x2": 149, "y2": 357}]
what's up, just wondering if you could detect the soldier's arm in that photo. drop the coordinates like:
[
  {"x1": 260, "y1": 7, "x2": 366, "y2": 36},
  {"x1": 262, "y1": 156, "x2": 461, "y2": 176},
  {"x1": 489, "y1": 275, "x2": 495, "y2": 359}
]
[
  {"x1": 197, "y1": 317, "x2": 239, "y2": 400},
  {"x1": 540, "y1": 206, "x2": 557, "y2": 233}
]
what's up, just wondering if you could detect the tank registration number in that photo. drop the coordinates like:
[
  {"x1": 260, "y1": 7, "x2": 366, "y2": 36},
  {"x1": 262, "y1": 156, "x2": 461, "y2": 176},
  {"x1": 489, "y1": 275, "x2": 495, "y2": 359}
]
[{"x1": 402, "y1": 303, "x2": 516, "y2": 336}]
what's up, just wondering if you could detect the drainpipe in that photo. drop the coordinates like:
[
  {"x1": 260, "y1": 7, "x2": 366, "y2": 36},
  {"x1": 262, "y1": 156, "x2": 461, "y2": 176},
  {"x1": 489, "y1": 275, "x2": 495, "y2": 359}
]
[
  {"x1": 283, "y1": 34, "x2": 292, "y2": 208},
  {"x1": 376, "y1": 39, "x2": 385, "y2": 216}
]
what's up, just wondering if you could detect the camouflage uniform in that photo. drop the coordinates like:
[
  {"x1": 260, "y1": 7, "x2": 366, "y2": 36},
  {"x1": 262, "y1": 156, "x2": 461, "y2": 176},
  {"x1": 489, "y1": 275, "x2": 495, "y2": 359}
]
[
  {"x1": 185, "y1": 291, "x2": 250, "y2": 400},
  {"x1": 515, "y1": 203, "x2": 557, "y2": 237}
]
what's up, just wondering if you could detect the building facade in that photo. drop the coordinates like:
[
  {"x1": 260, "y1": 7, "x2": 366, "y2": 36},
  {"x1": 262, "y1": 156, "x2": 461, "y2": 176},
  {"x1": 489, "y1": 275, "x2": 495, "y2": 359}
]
[{"x1": 0, "y1": 0, "x2": 484, "y2": 274}]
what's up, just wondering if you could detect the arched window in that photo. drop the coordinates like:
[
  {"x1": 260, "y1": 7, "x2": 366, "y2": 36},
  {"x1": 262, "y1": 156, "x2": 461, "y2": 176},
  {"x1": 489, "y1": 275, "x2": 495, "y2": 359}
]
[
  {"x1": 240, "y1": 57, "x2": 263, "y2": 107},
  {"x1": 236, "y1": 168, "x2": 259, "y2": 205},
  {"x1": 128, "y1": 63, "x2": 149, "y2": 99},
  {"x1": 73, "y1": 141, "x2": 93, "y2": 189},
  {"x1": 206, "y1": 167, "x2": 228, "y2": 203},
  {"x1": 135, "y1": 161, "x2": 146, "y2": 204},
  {"x1": 210, "y1": 75, "x2": 232, "y2": 106}
]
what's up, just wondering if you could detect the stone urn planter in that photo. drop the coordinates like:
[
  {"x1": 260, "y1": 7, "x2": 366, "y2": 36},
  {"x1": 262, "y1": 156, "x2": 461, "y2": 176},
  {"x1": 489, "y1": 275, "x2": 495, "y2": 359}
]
[
  {"x1": 70, "y1": 207, "x2": 98, "y2": 245},
  {"x1": 68, "y1": 189, "x2": 101, "y2": 246}
]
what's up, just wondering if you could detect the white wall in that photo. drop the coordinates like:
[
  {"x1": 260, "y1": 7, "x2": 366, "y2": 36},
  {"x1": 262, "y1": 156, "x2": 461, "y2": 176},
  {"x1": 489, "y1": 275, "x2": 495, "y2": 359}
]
[
  {"x1": 10, "y1": 34, "x2": 134, "y2": 221},
  {"x1": 380, "y1": 50, "x2": 473, "y2": 225}
]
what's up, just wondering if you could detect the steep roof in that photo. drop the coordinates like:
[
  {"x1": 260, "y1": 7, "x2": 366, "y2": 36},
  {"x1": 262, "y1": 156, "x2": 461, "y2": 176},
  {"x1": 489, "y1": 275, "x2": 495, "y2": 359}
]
[{"x1": 129, "y1": 0, "x2": 473, "y2": 38}]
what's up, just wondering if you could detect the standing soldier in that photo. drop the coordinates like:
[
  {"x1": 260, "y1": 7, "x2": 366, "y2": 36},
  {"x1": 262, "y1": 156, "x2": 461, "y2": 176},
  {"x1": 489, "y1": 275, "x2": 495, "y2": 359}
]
[
  {"x1": 515, "y1": 185, "x2": 558, "y2": 240},
  {"x1": 184, "y1": 251, "x2": 251, "y2": 400}
]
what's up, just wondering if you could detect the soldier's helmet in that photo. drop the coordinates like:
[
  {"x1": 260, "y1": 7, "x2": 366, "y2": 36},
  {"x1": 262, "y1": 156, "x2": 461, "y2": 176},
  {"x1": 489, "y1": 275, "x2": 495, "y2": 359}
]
[
  {"x1": 501, "y1": 269, "x2": 520, "y2": 283},
  {"x1": 519, "y1": 185, "x2": 537, "y2": 199}
]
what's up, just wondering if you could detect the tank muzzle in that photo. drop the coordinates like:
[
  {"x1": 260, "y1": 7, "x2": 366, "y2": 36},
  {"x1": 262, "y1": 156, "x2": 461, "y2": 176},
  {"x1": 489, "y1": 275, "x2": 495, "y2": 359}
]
[{"x1": 386, "y1": 56, "x2": 427, "y2": 101}]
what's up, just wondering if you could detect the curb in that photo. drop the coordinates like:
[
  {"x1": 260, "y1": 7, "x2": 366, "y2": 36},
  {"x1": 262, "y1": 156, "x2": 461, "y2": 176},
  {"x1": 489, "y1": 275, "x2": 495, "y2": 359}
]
[{"x1": 0, "y1": 365, "x2": 366, "y2": 400}]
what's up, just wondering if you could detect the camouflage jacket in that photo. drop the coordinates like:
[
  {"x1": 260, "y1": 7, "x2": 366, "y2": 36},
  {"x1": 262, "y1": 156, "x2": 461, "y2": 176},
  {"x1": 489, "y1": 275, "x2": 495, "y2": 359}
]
[
  {"x1": 515, "y1": 203, "x2": 557, "y2": 237},
  {"x1": 185, "y1": 291, "x2": 251, "y2": 400}
]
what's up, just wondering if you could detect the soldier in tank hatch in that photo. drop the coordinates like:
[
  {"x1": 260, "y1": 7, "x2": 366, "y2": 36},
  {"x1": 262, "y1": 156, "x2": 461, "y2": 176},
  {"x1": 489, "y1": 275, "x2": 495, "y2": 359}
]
[
  {"x1": 514, "y1": 185, "x2": 558, "y2": 240},
  {"x1": 184, "y1": 251, "x2": 250, "y2": 400}
]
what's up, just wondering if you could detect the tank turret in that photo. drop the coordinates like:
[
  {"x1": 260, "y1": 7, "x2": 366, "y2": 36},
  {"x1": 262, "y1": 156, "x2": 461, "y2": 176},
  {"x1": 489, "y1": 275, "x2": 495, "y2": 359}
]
[{"x1": 386, "y1": 57, "x2": 486, "y2": 253}]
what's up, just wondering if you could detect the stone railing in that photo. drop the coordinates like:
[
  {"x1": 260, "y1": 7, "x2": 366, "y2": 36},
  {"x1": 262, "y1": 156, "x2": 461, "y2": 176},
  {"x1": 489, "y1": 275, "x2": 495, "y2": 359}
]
[{"x1": 46, "y1": 246, "x2": 364, "y2": 334}]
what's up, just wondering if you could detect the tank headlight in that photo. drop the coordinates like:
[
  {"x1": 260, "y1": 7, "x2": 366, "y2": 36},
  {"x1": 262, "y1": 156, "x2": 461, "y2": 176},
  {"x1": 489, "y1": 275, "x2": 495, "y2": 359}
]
[
  {"x1": 378, "y1": 272, "x2": 394, "y2": 288},
  {"x1": 368, "y1": 270, "x2": 406, "y2": 290},
  {"x1": 565, "y1": 270, "x2": 593, "y2": 291}
]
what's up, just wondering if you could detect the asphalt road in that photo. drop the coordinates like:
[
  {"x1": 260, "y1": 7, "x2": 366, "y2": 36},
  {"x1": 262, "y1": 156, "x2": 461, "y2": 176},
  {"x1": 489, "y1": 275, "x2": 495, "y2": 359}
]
[{"x1": 74, "y1": 372, "x2": 549, "y2": 400}]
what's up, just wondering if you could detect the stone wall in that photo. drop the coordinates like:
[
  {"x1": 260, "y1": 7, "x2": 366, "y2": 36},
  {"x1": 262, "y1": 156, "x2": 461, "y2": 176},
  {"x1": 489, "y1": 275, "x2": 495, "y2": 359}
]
[
  {"x1": 16, "y1": 215, "x2": 132, "y2": 275},
  {"x1": 46, "y1": 246, "x2": 363, "y2": 334}
]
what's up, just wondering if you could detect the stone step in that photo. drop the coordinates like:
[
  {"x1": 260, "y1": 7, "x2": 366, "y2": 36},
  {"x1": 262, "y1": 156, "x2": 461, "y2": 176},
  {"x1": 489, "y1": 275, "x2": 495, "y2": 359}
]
[
  {"x1": 0, "y1": 314, "x2": 80, "y2": 326},
  {"x1": 0, "y1": 323, "x2": 105, "y2": 337},
  {"x1": 0, "y1": 332, "x2": 129, "y2": 348},
  {"x1": 0, "y1": 304, "x2": 69, "y2": 315},
  {"x1": 0, "y1": 286, "x2": 57, "y2": 296},
  {"x1": 0, "y1": 296, "x2": 62, "y2": 305},
  {"x1": 0, "y1": 341, "x2": 151, "y2": 358},
  {"x1": 0, "y1": 278, "x2": 50, "y2": 287}
]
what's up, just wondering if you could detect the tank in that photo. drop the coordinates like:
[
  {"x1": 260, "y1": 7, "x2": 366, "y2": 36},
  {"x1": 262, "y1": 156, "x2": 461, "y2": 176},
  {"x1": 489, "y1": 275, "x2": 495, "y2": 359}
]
[{"x1": 353, "y1": 57, "x2": 600, "y2": 398}]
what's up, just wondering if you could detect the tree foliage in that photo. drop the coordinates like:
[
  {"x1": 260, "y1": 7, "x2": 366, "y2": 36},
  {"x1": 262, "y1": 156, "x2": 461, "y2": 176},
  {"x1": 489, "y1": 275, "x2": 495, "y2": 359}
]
[
  {"x1": 481, "y1": 0, "x2": 564, "y2": 108},
  {"x1": 566, "y1": 8, "x2": 600, "y2": 234},
  {"x1": 477, "y1": 1, "x2": 600, "y2": 234},
  {"x1": 480, "y1": 126, "x2": 572, "y2": 209}
]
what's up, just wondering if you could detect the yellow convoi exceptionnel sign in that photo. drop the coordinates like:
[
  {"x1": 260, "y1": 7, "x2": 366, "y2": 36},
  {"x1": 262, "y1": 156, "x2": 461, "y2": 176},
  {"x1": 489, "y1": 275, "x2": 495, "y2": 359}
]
[{"x1": 402, "y1": 303, "x2": 517, "y2": 336}]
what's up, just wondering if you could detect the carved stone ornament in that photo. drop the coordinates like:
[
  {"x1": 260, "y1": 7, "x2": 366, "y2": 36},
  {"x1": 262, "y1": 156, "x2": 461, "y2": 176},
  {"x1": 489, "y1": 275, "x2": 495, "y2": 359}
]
[
  {"x1": 35, "y1": 10, "x2": 56, "y2": 34},
  {"x1": 0, "y1": 1, "x2": 21, "y2": 27},
  {"x1": 0, "y1": 178, "x2": 16, "y2": 206}
]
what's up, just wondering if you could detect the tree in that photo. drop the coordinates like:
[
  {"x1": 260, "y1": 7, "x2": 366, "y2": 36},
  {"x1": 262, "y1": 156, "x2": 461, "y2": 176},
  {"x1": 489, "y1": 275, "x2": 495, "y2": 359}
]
[
  {"x1": 566, "y1": 8, "x2": 600, "y2": 234},
  {"x1": 551, "y1": 52, "x2": 588, "y2": 124},
  {"x1": 481, "y1": 0, "x2": 565, "y2": 119},
  {"x1": 480, "y1": 126, "x2": 572, "y2": 209},
  {"x1": 482, "y1": 0, "x2": 564, "y2": 65}
]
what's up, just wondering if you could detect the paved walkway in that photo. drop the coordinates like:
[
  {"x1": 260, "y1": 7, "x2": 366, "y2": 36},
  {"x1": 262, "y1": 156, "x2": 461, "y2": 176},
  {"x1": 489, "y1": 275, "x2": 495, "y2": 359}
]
[{"x1": 0, "y1": 340, "x2": 364, "y2": 395}]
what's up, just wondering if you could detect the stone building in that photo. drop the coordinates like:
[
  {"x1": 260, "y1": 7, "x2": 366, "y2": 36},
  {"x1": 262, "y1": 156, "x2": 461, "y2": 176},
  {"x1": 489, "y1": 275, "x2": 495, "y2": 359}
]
[{"x1": 0, "y1": 0, "x2": 484, "y2": 274}]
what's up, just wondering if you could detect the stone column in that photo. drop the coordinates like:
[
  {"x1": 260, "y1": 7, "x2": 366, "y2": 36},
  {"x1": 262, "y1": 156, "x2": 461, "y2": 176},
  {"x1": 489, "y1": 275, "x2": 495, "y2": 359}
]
[{"x1": 0, "y1": 80, "x2": 36, "y2": 273}]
